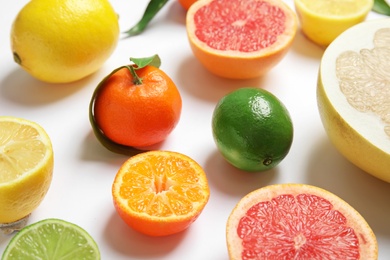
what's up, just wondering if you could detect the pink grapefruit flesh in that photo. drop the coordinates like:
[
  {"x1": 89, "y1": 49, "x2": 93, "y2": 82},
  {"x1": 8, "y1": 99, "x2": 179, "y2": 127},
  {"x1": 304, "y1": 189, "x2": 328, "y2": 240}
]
[
  {"x1": 226, "y1": 184, "x2": 378, "y2": 259},
  {"x1": 186, "y1": 0, "x2": 297, "y2": 79}
]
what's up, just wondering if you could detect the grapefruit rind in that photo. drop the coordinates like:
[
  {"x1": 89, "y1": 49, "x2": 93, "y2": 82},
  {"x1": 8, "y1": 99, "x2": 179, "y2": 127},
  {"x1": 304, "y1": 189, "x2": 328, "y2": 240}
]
[
  {"x1": 186, "y1": 0, "x2": 297, "y2": 79},
  {"x1": 318, "y1": 19, "x2": 390, "y2": 183},
  {"x1": 226, "y1": 183, "x2": 378, "y2": 260}
]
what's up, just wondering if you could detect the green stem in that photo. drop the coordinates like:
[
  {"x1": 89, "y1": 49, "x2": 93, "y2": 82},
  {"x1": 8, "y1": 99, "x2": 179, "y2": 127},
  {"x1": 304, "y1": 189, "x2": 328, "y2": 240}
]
[
  {"x1": 127, "y1": 65, "x2": 143, "y2": 85},
  {"x1": 124, "y1": 0, "x2": 170, "y2": 37}
]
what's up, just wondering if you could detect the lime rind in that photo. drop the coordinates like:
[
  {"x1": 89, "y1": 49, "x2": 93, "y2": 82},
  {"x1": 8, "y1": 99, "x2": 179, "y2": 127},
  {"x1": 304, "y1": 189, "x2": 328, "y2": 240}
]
[{"x1": 1, "y1": 218, "x2": 100, "y2": 260}]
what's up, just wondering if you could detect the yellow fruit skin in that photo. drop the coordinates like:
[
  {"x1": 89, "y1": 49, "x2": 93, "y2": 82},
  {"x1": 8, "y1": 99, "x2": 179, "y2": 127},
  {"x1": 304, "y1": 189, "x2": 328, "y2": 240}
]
[
  {"x1": 317, "y1": 73, "x2": 390, "y2": 183},
  {"x1": 294, "y1": 0, "x2": 373, "y2": 46},
  {"x1": 0, "y1": 151, "x2": 53, "y2": 224},
  {"x1": 11, "y1": 0, "x2": 119, "y2": 83}
]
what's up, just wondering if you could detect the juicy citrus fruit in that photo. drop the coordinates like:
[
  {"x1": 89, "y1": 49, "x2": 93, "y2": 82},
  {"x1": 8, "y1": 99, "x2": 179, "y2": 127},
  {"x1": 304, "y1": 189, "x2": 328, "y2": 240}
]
[
  {"x1": 112, "y1": 150, "x2": 210, "y2": 236},
  {"x1": 227, "y1": 183, "x2": 378, "y2": 259},
  {"x1": 212, "y1": 87, "x2": 293, "y2": 172},
  {"x1": 0, "y1": 116, "x2": 53, "y2": 226},
  {"x1": 11, "y1": 0, "x2": 119, "y2": 83},
  {"x1": 178, "y1": 0, "x2": 197, "y2": 10},
  {"x1": 1, "y1": 218, "x2": 100, "y2": 259},
  {"x1": 294, "y1": 0, "x2": 373, "y2": 46},
  {"x1": 93, "y1": 64, "x2": 182, "y2": 148},
  {"x1": 186, "y1": 0, "x2": 297, "y2": 79},
  {"x1": 317, "y1": 19, "x2": 390, "y2": 183}
]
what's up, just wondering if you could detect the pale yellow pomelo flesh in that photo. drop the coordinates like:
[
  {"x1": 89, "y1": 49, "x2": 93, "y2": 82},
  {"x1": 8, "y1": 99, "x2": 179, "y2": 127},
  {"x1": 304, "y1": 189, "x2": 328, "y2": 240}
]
[
  {"x1": 0, "y1": 117, "x2": 53, "y2": 225},
  {"x1": 317, "y1": 19, "x2": 390, "y2": 183}
]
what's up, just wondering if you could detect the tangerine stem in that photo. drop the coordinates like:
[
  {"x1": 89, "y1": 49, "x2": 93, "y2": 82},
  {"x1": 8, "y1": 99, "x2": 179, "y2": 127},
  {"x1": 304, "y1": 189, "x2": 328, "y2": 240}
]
[{"x1": 127, "y1": 65, "x2": 143, "y2": 85}]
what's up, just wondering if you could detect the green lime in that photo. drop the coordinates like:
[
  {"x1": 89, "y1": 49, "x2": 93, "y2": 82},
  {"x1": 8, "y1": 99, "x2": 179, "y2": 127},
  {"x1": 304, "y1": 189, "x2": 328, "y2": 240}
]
[
  {"x1": 1, "y1": 218, "x2": 100, "y2": 260},
  {"x1": 212, "y1": 87, "x2": 293, "y2": 172}
]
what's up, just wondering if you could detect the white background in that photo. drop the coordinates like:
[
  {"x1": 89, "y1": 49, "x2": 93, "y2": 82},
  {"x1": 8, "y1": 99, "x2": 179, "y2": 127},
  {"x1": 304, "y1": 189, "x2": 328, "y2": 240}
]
[{"x1": 1, "y1": 0, "x2": 389, "y2": 259}]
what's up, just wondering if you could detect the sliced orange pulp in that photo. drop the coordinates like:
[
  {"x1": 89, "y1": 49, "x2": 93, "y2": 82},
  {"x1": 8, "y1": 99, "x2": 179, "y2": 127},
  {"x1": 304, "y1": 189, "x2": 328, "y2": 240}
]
[{"x1": 112, "y1": 150, "x2": 210, "y2": 236}]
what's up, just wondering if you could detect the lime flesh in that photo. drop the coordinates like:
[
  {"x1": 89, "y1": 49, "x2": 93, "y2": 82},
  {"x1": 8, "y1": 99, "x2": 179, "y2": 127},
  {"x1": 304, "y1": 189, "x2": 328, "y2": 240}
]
[
  {"x1": 212, "y1": 87, "x2": 293, "y2": 172},
  {"x1": 1, "y1": 219, "x2": 100, "y2": 260}
]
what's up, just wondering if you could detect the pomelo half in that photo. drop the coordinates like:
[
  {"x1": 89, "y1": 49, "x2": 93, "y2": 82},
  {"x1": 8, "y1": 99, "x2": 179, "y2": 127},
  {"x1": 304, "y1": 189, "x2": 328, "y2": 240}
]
[
  {"x1": 186, "y1": 0, "x2": 297, "y2": 79},
  {"x1": 317, "y1": 19, "x2": 390, "y2": 183},
  {"x1": 226, "y1": 183, "x2": 378, "y2": 259}
]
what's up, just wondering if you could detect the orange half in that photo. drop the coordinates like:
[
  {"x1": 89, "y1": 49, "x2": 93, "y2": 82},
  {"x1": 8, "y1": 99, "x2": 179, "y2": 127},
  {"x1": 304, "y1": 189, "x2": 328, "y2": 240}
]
[{"x1": 112, "y1": 151, "x2": 210, "y2": 236}]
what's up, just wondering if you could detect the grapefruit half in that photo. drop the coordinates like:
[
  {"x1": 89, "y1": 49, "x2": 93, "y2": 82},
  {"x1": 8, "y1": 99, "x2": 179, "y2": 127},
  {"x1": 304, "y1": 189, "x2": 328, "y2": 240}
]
[
  {"x1": 317, "y1": 19, "x2": 390, "y2": 183},
  {"x1": 186, "y1": 0, "x2": 297, "y2": 79},
  {"x1": 226, "y1": 183, "x2": 378, "y2": 259}
]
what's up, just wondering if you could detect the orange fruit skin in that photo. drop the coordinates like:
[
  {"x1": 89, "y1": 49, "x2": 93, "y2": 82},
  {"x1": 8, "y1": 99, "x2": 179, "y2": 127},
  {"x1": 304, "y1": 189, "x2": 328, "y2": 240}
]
[
  {"x1": 178, "y1": 0, "x2": 197, "y2": 10},
  {"x1": 112, "y1": 151, "x2": 210, "y2": 237},
  {"x1": 186, "y1": 0, "x2": 298, "y2": 79},
  {"x1": 113, "y1": 199, "x2": 203, "y2": 237},
  {"x1": 93, "y1": 66, "x2": 182, "y2": 147}
]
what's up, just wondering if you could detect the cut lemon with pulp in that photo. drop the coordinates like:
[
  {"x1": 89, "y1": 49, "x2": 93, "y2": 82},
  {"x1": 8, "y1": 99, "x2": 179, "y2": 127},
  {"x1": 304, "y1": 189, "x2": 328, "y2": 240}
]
[
  {"x1": 1, "y1": 218, "x2": 100, "y2": 259},
  {"x1": 0, "y1": 116, "x2": 53, "y2": 230},
  {"x1": 294, "y1": 0, "x2": 373, "y2": 46},
  {"x1": 112, "y1": 151, "x2": 210, "y2": 236},
  {"x1": 318, "y1": 19, "x2": 390, "y2": 183},
  {"x1": 227, "y1": 184, "x2": 378, "y2": 259}
]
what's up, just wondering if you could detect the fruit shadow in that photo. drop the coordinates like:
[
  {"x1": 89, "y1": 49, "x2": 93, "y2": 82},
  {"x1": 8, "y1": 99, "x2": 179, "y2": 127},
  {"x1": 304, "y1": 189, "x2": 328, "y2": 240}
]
[
  {"x1": 305, "y1": 135, "x2": 390, "y2": 238},
  {"x1": 204, "y1": 149, "x2": 278, "y2": 197},
  {"x1": 0, "y1": 67, "x2": 100, "y2": 106},
  {"x1": 290, "y1": 29, "x2": 325, "y2": 60},
  {"x1": 175, "y1": 55, "x2": 268, "y2": 104},
  {"x1": 103, "y1": 210, "x2": 188, "y2": 258}
]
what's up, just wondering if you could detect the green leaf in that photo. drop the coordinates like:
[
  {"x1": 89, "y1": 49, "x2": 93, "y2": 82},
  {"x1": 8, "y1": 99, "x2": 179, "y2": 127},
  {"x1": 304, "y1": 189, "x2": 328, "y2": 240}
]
[
  {"x1": 130, "y1": 54, "x2": 161, "y2": 69},
  {"x1": 88, "y1": 66, "x2": 147, "y2": 156},
  {"x1": 124, "y1": 0, "x2": 170, "y2": 37},
  {"x1": 373, "y1": 0, "x2": 390, "y2": 15}
]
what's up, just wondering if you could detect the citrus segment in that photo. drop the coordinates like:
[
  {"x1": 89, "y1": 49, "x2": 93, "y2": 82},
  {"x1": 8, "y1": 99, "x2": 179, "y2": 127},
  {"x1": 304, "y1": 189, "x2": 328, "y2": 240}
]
[
  {"x1": 227, "y1": 184, "x2": 378, "y2": 259},
  {"x1": 0, "y1": 116, "x2": 53, "y2": 225},
  {"x1": 112, "y1": 151, "x2": 210, "y2": 236},
  {"x1": 186, "y1": 0, "x2": 297, "y2": 79},
  {"x1": 317, "y1": 19, "x2": 390, "y2": 183},
  {"x1": 11, "y1": 0, "x2": 119, "y2": 83},
  {"x1": 1, "y1": 218, "x2": 100, "y2": 259},
  {"x1": 212, "y1": 87, "x2": 293, "y2": 172},
  {"x1": 294, "y1": 0, "x2": 373, "y2": 46}
]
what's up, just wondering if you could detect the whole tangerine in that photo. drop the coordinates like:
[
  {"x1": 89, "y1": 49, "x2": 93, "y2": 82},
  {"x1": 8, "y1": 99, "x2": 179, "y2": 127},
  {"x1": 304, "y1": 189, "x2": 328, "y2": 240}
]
[{"x1": 92, "y1": 56, "x2": 182, "y2": 148}]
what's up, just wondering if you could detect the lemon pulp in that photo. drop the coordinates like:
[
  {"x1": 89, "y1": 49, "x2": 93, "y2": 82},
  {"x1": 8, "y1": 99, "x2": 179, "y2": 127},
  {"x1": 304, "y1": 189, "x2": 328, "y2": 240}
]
[{"x1": 0, "y1": 117, "x2": 53, "y2": 225}]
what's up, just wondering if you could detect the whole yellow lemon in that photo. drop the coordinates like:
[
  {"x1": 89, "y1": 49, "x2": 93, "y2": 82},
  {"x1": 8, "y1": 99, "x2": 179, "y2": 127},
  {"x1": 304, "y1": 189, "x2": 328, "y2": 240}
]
[{"x1": 10, "y1": 0, "x2": 120, "y2": 83}]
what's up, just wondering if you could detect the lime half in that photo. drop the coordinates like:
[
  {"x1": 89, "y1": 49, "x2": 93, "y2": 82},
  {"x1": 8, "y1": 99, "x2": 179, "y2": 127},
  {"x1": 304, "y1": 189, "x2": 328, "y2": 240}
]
[{"x1": 1, "y1": 219, "x2": 100, "y2": 260}]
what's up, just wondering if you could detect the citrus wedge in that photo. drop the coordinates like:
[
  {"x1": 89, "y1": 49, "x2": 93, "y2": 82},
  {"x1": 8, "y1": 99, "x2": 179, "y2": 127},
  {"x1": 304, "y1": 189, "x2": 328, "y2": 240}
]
[
  {"x1": 0, "y1": 116, "x2": 53, "y2": 228},
  {"x1": 317, "y1": 19, "x2": 390, "y2": 183},
  {"x1": 1, "y1": 218, "x2": 100, "y2": 259},
  {"x1": 294, "y1": 0, "x2": 374, "y2": 46},
  {"x1": 112, "y1": 150, "x2": 210, "y2": 236},
  {"x1": 186, "y1": 0, "x2": 297, "y2": 79},
  {"x1": 227, "y1": 183, "x2": 378, "y2": 259}
]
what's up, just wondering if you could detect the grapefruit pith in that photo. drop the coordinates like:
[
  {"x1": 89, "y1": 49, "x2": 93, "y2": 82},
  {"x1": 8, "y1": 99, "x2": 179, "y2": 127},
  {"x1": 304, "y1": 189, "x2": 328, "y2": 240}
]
[
  {"x1": 226, "y1": 183, "x2": 378, "y2": 259},
  {"x1": 186, "y1": 0, "x2": 297, "y2": 79},
  {"x1": 317, "y1": 19, "x2": 390, "y2": 183}
]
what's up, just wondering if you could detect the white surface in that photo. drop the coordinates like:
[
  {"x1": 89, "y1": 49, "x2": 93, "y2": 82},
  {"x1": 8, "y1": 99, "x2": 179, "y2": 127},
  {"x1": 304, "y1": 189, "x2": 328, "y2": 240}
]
[{"x1": 1, "y1": 1, "x2": 389, "y2": 259}]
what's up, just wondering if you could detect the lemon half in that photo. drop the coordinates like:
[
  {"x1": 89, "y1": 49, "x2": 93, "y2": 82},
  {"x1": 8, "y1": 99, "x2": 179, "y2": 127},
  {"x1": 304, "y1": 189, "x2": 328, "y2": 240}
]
[
  {"x1": 294, "y1": 0, "x2": 374, "y2": 46},
  {"x1": 0, "y1": 116, "x2": 54, "y2": 224}
]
